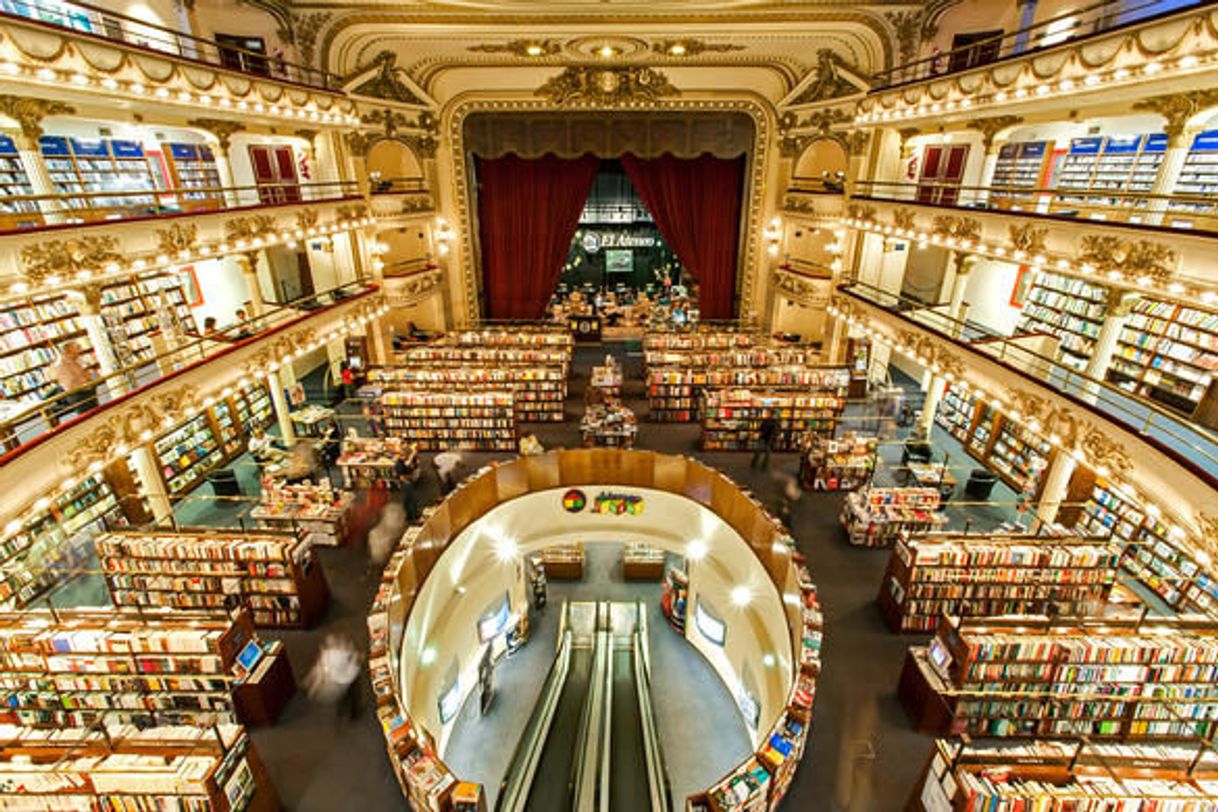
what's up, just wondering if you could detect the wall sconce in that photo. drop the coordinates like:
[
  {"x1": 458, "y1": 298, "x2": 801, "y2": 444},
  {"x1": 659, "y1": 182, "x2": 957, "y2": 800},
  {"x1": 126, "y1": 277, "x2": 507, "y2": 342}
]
[
  {"x1": 434, "y1": 217, "x2": 454, "y2": 256},
  {"x1": 763, "y1": 216, "x2": 782, "y2": 257}
]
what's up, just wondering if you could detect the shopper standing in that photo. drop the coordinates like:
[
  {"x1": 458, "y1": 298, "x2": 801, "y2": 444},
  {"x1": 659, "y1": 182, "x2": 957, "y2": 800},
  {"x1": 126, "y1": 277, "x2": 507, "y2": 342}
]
[
  {"x1": 50, "y1": 342, "x2": 98, "y2": 418},
  {"x1": 395, "y1": 450, "x2": 420, "y2": 521},
  {"x1": 434, "y1": 448, "x2": 464, "y2": 494},
  {"x1": 340, "y1": 361, "x2": 355, "y2": 401},
  {"x1": 752, "y1": 410, "x2": 779, "y2": 471}
]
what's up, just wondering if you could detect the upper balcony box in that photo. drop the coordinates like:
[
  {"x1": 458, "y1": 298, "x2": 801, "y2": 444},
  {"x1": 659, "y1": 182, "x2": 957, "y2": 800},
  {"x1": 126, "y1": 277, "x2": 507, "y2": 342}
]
[
  {"x1": 0, "y1": 0, "x2": 359, "y2": 128},
  {"x1": 857, "y1": 0, "x2": 1218, "y2": 128}
]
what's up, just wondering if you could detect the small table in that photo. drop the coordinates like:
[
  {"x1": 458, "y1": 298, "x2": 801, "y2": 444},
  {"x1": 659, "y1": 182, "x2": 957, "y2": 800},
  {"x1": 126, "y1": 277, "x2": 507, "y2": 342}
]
[
  {"x1": 289, "y1": 405, "x2": 335, "y2": 437},
  {"x1": 906, "y1": 462, "x2": 957, "y2": 490}
]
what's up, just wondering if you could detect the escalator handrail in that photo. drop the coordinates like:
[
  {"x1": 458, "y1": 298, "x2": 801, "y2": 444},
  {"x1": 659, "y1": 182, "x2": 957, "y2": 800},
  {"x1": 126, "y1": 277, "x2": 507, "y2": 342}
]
[
  {"x1": 633, "y1": 601, "x2": 673, "y2": 812},
  {"x1": 497, "y1": 625, "x2": 575, "y2": 812},
  {"x1": 572, "y1": 605, "x2": 613, "y2": 811}
]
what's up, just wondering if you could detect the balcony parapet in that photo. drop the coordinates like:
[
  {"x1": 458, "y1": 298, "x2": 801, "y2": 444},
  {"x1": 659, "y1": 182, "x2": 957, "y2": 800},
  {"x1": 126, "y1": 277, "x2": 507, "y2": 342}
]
[
  {"x1": 835, "y1": 283, "x2": 1218, "y2": 542},
  {"x1": 855, "y1": 2, "x2": 1218, "y2": 128},
  {"x1": 781, "y1": 187, "x2": 845, "y2": 222},
  {"x1": 0, "y1": 9, "x2": 361, "y2": 128},
  {"x1": 842, "y1": 195, "x2": 1217, "y2": 306},
  {"x1": 0, "y1": 286, "x2": 386, "y2": 528}
]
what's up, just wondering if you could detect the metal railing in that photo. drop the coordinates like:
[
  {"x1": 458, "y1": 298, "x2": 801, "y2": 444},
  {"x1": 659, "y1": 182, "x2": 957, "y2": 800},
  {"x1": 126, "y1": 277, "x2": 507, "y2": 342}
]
[
  {"x1": 0, "y1": 0, "x2": 339, "y2": 89},
  {"x1": 841, "y1": 281, "x2": 1218, "y2": 482},
  {"x1": 872, "y1": 0, "x2": 1209, "y2": 89},
  {"x1": 633, "y1": 603, "x2": 672, "y2": 812},
  {"x1": 0, "y1": 280, "x2": 376, "y2": 457},
  {"x1": 851, "y1": 180, "x2": 1218, "y2": 235},
  {"x1": 0, "y1": 181, "x2": 360, "y2": 233},
  {"x1": 368, "y1": 177, "x2": 429, "y2": 195}
]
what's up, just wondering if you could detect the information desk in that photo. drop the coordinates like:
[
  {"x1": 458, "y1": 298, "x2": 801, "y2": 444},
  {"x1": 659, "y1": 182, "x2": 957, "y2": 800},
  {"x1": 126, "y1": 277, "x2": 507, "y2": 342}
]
[{"x1": 366, "y1": 449, "x2": 822, "y2": 811}]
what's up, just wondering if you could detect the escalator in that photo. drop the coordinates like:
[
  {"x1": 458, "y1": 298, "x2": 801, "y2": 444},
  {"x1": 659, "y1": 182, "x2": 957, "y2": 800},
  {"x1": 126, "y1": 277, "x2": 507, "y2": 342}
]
[{"x1": 497, "y1": 601, "x2": 670, "y2": 812}]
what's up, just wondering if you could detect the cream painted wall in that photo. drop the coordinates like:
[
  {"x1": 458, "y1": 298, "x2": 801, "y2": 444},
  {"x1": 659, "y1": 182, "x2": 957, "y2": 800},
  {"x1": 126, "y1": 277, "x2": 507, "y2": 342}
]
[
  {"x1": 227, "y1": 134, "x2": 309, "y2": 188},
  {"x1": 771, "y1": 297, "x2": 826, "y2": 344},
  {"x1": 401, "y1": 487, "x2": 795, "y2": 755},
  {"x1": 188, "y1": 257, "x2": 248, "y2": 328},
  {"x1": 387, "y1": 293, "x2": 446, "y2": 335},
  {"x1": 961, "y1": 257, "x2": 1025, "y2": 335}
]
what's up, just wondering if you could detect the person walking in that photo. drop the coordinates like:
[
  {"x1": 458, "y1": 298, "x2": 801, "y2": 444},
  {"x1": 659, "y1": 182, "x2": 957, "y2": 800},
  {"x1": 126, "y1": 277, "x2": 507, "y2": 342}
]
[
  {"x1": 305, "y1": 633, "x2": 363, "y2": 720},
  {"x1": 395, "y1": 449, "x2": 420, "y2": 521},
  {"x1": 50, "y1": 342, "x2": 98, "y2": 418},
  {"x1": 434, "y1": 448, "x2": 464, "y2": 494},
  {"x1": 752, "y1": 410, "x2": 779, "y2": 471}
]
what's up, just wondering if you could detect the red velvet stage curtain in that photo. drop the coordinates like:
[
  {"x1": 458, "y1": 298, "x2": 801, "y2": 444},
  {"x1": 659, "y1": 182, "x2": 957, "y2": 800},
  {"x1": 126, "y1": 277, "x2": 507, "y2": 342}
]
[
  {"x1": 620, "y1": 153, "x2": 745, "y2": 320},
  {"x1": 476, "y1": 153, "x2": 601, "y2": 320}
]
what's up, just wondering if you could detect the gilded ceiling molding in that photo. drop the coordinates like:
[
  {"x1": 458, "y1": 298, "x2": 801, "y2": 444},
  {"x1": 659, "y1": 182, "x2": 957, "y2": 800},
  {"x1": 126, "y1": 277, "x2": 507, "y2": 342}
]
[
  {"x1": 884, "y1": 10, "x2": 925, "y2": 65},
  {"x1": 241, "y1": 327, "x2": 321, "y2": 379},
  {"x1": 829, "y1": 294, "x2": 870, "y2": 327},
  {"x1": 1008, "y1": 223, "x2": 1047, "y2": 257},
  {"x1": 295, "y1": 210, "x2": 320, "y2": 231},
  {"x1": 845, "y1": 130, "x2": 871, "y2": 157},
  {"x1": 790, "y1": 50, "x2": 864, "y2": 106},
  {"x1": 446, "y1": 97, "x2": 770, "y2": 324},
  {"x1": 967, "y1": 115, "x2": 1023, "y2": 151},
  {"x1": 649, "y1": 39, "x2": 746, "y2": 57},
  {"x1": 292, "y1": 12, "x2": 332, "y2": 67},
  {"x1": 0, "y1": 95, "x2": 75, "y2": 141},
  {"x1": 782, "y1": 195, "x2": 819, "y2": 215},
  {"x1": 294, "y1": 129, "x2": 320, "y2": 148},
  {"x1": 21, "y1": 237, "x2": 121, "y2": 283},
  {"x1": 155, "y1": 223, "x2": 198, "y2": 257},
  {"x1": 894, "y1": 330, "x2": 965, "y2": 379},
  {"x1": 1079, "y1": 235, "x2": 1178, "y2": 284},
  {"x1": 467, "y1": 40, "x2": 563, "y2": 57},
  {"x1": 930, "y1": 214, "x2": 981, "y2": 243},
  {"x1": 185, "y1": 118, "x2": 244, "y2": 152},
  {"x1": 892, "y1": 208, "x2": 917, "y2": 231},
  {"x1": 1005, "y1": 387, "x2": 1133, "y2": 479},
  {"x1": 345, "y1": 52, "x2": 428, "y2": 105},
  {"x1": 1133, "y1": 89, "x2": 1218, "y2": 142},
  {"x1": 346, "y1": 107, "x2": 437, "y2": 159},
  {"x1": 224, "y1": 215, "x2": 278, "y2": 242},
  {"x1": 846, "y1": 203, "x2": 876, "y2": 222},
  {"x1": 772, "y1": 269, "x2": 831, "y2": 307},
  {"x1": 778, "y1": 133, "x2": 814, "y2": 158},
  {"x1": 386, "y1": 270, "x2": 444, "y2": 306},
  {"x1": 336, "y1": 204, "x2": 370, "y2": 222},
  {"x1": 535, "y1": 66, "x2": 679, "y2": 106},
  {"x1": 61, "y1": 384, "x2": 200, "y2": 472},
  {"x1": 400, "y1": 195, "x2": 435, "y2": 214}
]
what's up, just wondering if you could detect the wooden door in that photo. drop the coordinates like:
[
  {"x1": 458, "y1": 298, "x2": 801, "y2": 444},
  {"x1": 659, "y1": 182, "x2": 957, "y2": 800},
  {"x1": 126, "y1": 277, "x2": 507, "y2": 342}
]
[
  {"x1": 248, "y1": 145, "x2": 300, "y2": 204},
  {"x1": 917, "y1": 144, "x2": 970, "y2": 206}
]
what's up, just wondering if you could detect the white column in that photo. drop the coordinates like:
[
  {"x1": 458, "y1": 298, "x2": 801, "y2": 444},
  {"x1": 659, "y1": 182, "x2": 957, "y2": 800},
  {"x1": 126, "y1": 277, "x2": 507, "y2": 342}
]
[
  {"x1": 235, "y1": 252, "x2": 266, "y2": 317},
  {"x1": 1081, "y1": 289, "x2": 1138, "y2": 402},
  {"x1": 129, "y1": 445, "x2": 173, "y2": 523},
  {"x1": 1145, "y1": 127, "x2": 1197, "y2": 226},
  {"x1": 916, "y1": 373, "x2": 948, "y2": 439},
  {"x1": 1034, "y1": 451, "x2": 1077, "y2": 530},
  {"x1": 265, "y1": 370, "x2": 297, "y2": 446},
  {"x1": 211, "y1": 147, "x2": 239, "y2": 206},
  {"x1": 946, "y1": 253, "x2": 976, "y2": 337}
]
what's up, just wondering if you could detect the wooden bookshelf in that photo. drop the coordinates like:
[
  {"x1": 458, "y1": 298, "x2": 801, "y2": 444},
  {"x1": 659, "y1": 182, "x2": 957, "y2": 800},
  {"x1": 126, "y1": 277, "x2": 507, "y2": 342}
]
[
  {"x1": 840, "y1": 488, "x2": 945, "y2": 547},
  {"x1": 398, "y1": 345, "x2": 570, "y2": 371},
  {"x1": 369, "y1": 365, "x2": 566, "y2": 422},
  {"x1": 1052, "y1": 133, "x2": 1167, "y2": 218},
  {"x1": 0, "y1": 722, "x2": 279, "y2": 812},
  {"x1": 908, "y1": 737, "x2": 1218, "y2": 812},
  {"x1": 989, "y1": 140, "x2": 1053, "y2": 210},
  {"x1": 649, "y1": 366, "x2": 849, "y2": 423},
  {"x1": 0, "y1": 134, "x2": 40, "y2": 231},
  {"x1": 1109, "y1": 297, "x2": 1218, "y2": 414},
  {"x1": 381, "y1": 390, "x2": 516, "y2": 451},
  {"x1": 1016, "y1": 272, "x2": 1109, "y2": 371},
  {"x1": 934, "y1": 384, "x2": 979, "y2": 446},
  {"x1": 166, "y1": 142, "x2": 223, "y2": 211},
  {"x1": 798, "y1": 432, "x2": 877, "y2": 491},
  {"x1": 899, "y1": 616, "x2": 1218, "y2": 740},
  {"x1": 96, "y1": 530, "x2": 330, "y2": 629},
  {"x1": 236, "y1": 383, "x2": 275, "y2": 435},
  {"x1": 39, "y1": 135, "x2": 162, "y2": 221},
  {"x1": 99, "y1": 272, "x2": 199, "y2": 370},
  {"x1": 701, "y1": 389, "x2": 845, "y2": 451},
  {"x1": 877, "y1": 531, "x2": 1121, "y2": 633},
  {"x1": 0, "y1": 608, "x2": 289, "y2": 730},
  {"x1": 0, "y1": 293, "x2": 97, "y2": 402}
]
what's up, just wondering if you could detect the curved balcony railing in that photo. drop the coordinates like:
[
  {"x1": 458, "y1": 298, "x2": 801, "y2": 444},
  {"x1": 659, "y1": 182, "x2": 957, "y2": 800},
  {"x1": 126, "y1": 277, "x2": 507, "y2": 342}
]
[
  {"x1": 871, "y1": 0, "x2": 1210, "y2": 90},
  {"x1": 841, "y1": 281, "x2": 1218, "y2": 484},
  {"x1": 0, "y1": 181, "x2": 361, "y2": 235},
  {"x1": 0, "y1": 0, "x2": 339, "y2": 89},
  {"x1": 851, "y1": 181, "x2": 1218, "y2": 235},
  {"x1": 369, "y1": 177, "x2": 429, "y2": 195},
  {"x1": 0, "y1": 280, "x2": 376, "y2": 458}
]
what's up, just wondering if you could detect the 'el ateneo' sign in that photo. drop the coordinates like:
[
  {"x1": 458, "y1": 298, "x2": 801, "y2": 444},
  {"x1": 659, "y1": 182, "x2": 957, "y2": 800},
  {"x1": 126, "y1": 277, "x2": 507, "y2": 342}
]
[
  {"x1": 582, "y1": 231, "x2": 657, "y2": 253},
  {"x1": 593, "y1": 492, "x2": 644, "y2": 516}
]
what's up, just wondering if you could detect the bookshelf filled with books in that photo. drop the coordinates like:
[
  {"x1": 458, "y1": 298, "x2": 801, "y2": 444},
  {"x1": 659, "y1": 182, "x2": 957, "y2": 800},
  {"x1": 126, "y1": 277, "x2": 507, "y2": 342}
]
[
  {"x1": 839, "y1": 487, "x2": 945, "y2": 547},
  {"x1": 369, "y1": 365, "x2": 566, "y2": 422},
  {"x1": 798, "y1": 432, "x2": 877, "y2": 491},
  {"x1": 877, "y1": 531, "x2": 1121, "y2": 633},
  {"x1": 236, "y1": 383, "x2": 275, "y2": 434},
  {"x1": 648, "y1": 366, "x2": 849, "y2": 423},
  {"x1": 96, "y1": 530, "x2": 330, "y2": 628},
  {"x1": 0, "y1": 721, "x2": 280, "y2": 812},
  {"x1": 0, "y1": 293, "x2": 97, "y2": 402},
  {"x1": 1016, "y1": 272, "x2": 1109, "y2": 371},
  {"x1": 933, "y1": 385, "x2": 979, "y2": 446},
  {"x1": 0, "y1": 608, "x2": 290, "y2": 730},
  {"x1": 1108, "y1": 297, "x2": 1218, "y2": 414},
  {"x1": 701, "y1": 389, "x2": 845, "y2": 451},
  {"x1": 1051, "y1": 133, "x2": 1167, "y2": 216},
  {"x1": 165, "y1": 142, "x2": 223, "y2": 210},
  {"x1": 380, "y1": 391, "x2": 517, "y2": 451},
  {"x1": 898, "y1": 615, "x2": 1218, "y2": 740},
  {"x1": 910, "y1": 737, "x2": 1218, "y2": 812},
  {"x1": 154, "y1": 412, "x2": 227, "y2": 497},
  {"x1": 398, "y1": 345, "x2": 570, "y2": 372},
  {"x1": 0, "y1": 134, "x2": 39, "y2": 231},
  {"x1": 39, "y1": 135, "x2": 162, "y2": 221},
  {"x1": 988, "y1": 140, "x2": 1053, "y2": 209}
]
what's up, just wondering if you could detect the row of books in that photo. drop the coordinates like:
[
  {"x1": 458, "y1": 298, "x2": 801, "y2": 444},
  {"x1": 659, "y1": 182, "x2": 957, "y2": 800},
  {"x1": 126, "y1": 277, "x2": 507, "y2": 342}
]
[{"x1": 379, "y1": 391, "x2": 517, "y2": 451}]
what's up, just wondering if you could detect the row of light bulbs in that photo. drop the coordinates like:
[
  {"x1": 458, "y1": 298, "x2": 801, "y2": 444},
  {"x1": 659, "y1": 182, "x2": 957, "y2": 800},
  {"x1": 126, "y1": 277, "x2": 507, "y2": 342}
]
[
  {"x1": 0, "y1": 60, "x2": 360, "y2": 126},
  {"x1": 5, "y1": 216, "x2": 379, "y2": 301},
  {"x1": 0, "y1": 301, "x2": 391, "y2": 540},
  {"x1": 841, "y1": 216, "x2": 1216, "y2": 304},
  {"x1": 825, "y1": 304, "x2": 1204, "y2": 564},
  {"x1": 855, "y1": 53, "x2": 1211, "y2": 124}
]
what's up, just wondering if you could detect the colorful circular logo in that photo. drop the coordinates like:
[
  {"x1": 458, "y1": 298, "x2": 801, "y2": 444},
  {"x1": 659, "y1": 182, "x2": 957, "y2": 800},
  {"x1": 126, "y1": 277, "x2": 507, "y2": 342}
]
[{"x1": 562, "y1": 489, "x2": 587, "y2": 513}]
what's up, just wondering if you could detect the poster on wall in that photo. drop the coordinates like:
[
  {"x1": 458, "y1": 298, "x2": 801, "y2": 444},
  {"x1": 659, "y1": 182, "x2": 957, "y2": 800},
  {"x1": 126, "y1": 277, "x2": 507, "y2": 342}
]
[{"x1": 605, "y1": 249, "x2": 634, "y2": 274}]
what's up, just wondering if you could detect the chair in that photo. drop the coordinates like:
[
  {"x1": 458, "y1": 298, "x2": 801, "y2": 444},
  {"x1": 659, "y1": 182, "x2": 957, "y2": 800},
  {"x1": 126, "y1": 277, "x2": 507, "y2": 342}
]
[
  {"x1": 964, "y1": 468, "x2": 999, "y2": 500},
  {"x1": 207, "y1": 469, "x2": 241, "y2": 497},
  {"x1": 901, "y1": 440, "x2": 932, "y2": 466}
]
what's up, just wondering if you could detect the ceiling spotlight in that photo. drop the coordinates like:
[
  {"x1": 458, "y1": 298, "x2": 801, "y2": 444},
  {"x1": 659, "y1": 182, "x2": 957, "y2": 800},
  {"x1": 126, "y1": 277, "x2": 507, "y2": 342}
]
[
  {"x1": 525, "y1": 43, "x2": 544, "y2": 57},
  {"x1": 598, "y1": 44, "x2": 616, "y2": 59}
]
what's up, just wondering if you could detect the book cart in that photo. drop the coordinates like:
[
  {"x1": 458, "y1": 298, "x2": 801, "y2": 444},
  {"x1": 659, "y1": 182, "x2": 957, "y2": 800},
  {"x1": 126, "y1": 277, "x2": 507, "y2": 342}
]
[
  {"x1": 877, "y1": 531, "x2": 1122, "y2": 633},
  {"x1": 0, "y1": 608, "x2": 293, "y2": 730},
  {"x1": 906, "y1": 737, "x2": 1218, "y2": 812},
  {"x1": 897, "y1": 614, "x2": 1218, "y2": 740},
  {"x1": 96, "y1": 529, "x2": 330, "y2": 629},
  {"x1": 840, "y1": 487, "x2": 945, "y2": 547},
  {"x1": 700, "y1": 389, "x2": 845, "y2": 451},
  {"x1": 799, "y1": 432, "x2": 877, "y2": 491}
]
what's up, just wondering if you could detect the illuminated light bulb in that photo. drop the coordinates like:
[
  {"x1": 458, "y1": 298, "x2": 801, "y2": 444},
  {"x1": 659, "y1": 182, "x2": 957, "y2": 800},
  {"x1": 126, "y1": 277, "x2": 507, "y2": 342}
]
[
  {"x1": 1113, "y1": 68, "x2": 1130, "y2": 80},
  {"x1": 199, "y1": 94, "x2": 212, "y2": 105},
  {"x1": 1180, "y1": 55, "x2": 1200, "y2": 68},
  {"x1": 70, "y1": 73, "x2": 88, "y2": 85},
  {"x1": 36, "y1": 67, "x2": 56, "y2": 80},
  {"x1": 1035, "y1": 85, "x2": 1050, "y2": 96},
  {"x1": 154, "y1": 86, "x2": 170, "y2": 98},
  {"x1": 0, "y1": 63, "x2": 18, "y2": 76},
  {"x1": 598, "y1": 44, "x2": 615, "y2": 59},
  {"x1": 129, "y1": 82, "x2": 146, "y2": 94},
  {"x1": 1144, "y1": 61, "x2": 1162, "y2": 75},
  {"x1": 1014, "y1": 87, "x2": 1028, "y2": 98},
  {"x1": 1084, "y1": 75, "x2": 1101, "y2": 86},
  {"x1": 730, "y1": 585, "x2": 753, "y2": 607},
  {"x1": 995, "y1": 91, "x2": 1008, "y2": 102},
  {"x1": 218, "y1": 97, "x2": 232, "y2": 107},
  {"x1": 178, "y1": 90, "x2": 193, "y2": 102}
]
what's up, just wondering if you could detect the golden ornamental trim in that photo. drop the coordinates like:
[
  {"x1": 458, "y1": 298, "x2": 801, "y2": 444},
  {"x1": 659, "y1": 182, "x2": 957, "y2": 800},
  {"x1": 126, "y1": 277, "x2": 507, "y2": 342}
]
[
  {"x1": 21, "y1": 236, "x2": 121, "y2": 283},
  {"x1": 62, "y1": 384, "x2": 199, "y2": 472},
  {"x1": 649, "y1": 39, "x2": 745, "y2": 57},
  {"x1": 292, "y1": 11, "x2": 332, "y2": 67},
  {"x1": 224, "y1": 215, "x2": 278, "y2": 242},
  {"x1": 0, "y1": 95, "x2": 75, "y2": 141},
  {"x1": 295, "y1": 210, "x2": 319, "y2": 231},
  {"x1": 1079, "y1": 235, "x2": 1178, "y2": 284},
  {"x1": 1008, "y1": 223, "x2": 1047, "y2": 257},
  {"x1": 468, "y1": 39, "x2": 563, "y2": 57},
  {"x1": 930, "y1": 215, "x2": 981, "y2": 243},
  {"x1": 336, "y1": 204, "x2": 369, "y2": 222},
  {"x1": 893, "y1": 207, "x2": 917, "y2": 231},
  {"x1": 773, "y1": 269, "x2": 831, "y2": 307},
  {"x1": 790, "y1": 50, "x2": 862, "y2": 105},
  {"x1": 885, "y1": 10, "x2": 925, "y2": 64},
  {"x1": 535, "y1": 66, "x2": 678, "y2": 106},
  {"x1": 401, "y1": 195, "x2": 435, "y2": 214},
  {"x1": 185, "y1": 118, "x2": 244, "y2": 151},
  {"x1": 967, "y1": 115, "x2": 1023, "y2": 151},
  {"x1": 1005, "y1": 387, "x2": 1133, "y2": 478},
  {"x1": 846, "y1": 203, "x2": 877, "y2": 222},
  {"x1": 845, "y1": 130, "x2": 871, "y2": 157},
  {"x1": 894, "y1": 330, "x2": 964, "y2": 379},
  {"x1": 1133, "y1": 90, "x2": 1218, "y2": 142},
  {"x1": 386, "y1": 270, "x2": 444, "y2": 306},
  {"x1": 155, "y1": 223, "x2": 198, "y2": 257}
]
